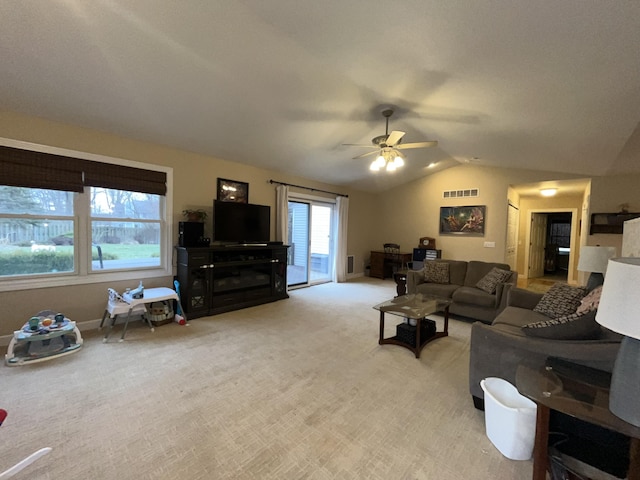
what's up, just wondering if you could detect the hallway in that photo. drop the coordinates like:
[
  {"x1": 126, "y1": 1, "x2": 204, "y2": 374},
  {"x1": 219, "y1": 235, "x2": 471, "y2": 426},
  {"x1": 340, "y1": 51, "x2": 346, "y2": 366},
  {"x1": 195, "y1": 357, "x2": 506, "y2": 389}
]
[{"x1": 519, "y1": 271, "x2": 567, "y2": 294}]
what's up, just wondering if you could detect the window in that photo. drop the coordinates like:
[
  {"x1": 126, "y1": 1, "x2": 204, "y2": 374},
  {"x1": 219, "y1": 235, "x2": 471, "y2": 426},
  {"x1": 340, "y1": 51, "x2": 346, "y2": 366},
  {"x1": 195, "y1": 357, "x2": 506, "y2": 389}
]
[
  {"x1": 90, "y1": 187, "x2": 161, "y2": 271},
  {"x1": 0, "y1": 186, "x2": 76, "y2": 276},
  {"x1": 0, "y1": 139, "x2": 172, "y2": 291}
]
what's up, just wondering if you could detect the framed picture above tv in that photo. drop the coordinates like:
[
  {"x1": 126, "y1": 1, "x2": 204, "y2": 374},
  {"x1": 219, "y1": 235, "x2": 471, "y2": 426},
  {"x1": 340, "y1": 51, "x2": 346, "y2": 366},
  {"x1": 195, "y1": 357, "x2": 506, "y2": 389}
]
[
  {"x1": 439, "y1": 205, "x2": 486, "y2": 236},
  {"x1": 217, "y1": 178, "x2": 249, "y2": 203}
]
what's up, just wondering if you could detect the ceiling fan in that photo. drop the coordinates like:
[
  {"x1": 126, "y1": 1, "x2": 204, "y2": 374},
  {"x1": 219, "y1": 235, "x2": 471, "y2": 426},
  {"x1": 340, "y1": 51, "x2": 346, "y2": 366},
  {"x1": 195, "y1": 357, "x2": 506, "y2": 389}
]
[{"x1": 343, "y1": 108, "x2": 438, "y2": 172}]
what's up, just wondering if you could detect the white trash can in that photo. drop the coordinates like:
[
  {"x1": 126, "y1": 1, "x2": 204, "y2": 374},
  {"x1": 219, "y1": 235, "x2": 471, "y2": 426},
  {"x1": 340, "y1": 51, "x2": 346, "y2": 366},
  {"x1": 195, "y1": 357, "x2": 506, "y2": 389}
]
[{"x1": 480, "y1": 377, "x2": 537, "y2": 460}]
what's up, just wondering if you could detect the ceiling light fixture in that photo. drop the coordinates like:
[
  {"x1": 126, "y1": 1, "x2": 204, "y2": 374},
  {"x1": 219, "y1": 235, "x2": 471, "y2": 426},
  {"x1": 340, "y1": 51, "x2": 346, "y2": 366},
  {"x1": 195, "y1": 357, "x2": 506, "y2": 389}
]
[
  {"x1": 369, "y1": 148, "x2": 405, "y2": 172},
  {"x1": 540, "y1": 188, "x2": 558, "y2": 197}
]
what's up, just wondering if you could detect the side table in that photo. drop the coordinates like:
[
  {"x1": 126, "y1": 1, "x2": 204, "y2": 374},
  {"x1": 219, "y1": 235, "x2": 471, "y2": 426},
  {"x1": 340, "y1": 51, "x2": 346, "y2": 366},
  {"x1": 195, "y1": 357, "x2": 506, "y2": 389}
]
[{"x1": 516, "y1": 360, "x2": 640, "y2": 480}]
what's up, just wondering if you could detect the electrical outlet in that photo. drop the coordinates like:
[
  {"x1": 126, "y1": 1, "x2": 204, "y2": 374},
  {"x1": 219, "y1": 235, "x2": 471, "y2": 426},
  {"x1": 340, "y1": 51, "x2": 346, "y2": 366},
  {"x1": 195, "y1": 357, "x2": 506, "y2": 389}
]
[{"x1": 483, "y1": 241, "x2": 496, "y2": 248}]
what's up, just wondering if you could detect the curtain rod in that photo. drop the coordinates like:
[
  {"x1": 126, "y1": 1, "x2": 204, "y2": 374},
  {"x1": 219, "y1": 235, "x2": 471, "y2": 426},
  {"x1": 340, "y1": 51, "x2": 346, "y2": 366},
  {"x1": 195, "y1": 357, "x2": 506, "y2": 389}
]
[{"x1": 269, "y1": 179, "x2": 348, "y2": 198}]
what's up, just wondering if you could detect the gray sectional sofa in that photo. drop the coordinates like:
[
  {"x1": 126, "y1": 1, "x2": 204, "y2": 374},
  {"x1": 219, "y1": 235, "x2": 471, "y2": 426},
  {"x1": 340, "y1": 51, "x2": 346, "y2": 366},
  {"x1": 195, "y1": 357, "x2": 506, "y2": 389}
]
[
  {"x1": 406, "y1": 259, "x2": 517, "y2": 323},
  {"x1": 468, "y1": 285, "x2": 622, "y2": 409}
]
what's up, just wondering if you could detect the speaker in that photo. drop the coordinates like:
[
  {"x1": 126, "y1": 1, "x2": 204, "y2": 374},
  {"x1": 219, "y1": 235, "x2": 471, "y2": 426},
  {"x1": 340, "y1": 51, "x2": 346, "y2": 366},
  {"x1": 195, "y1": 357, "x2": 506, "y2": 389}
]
[{"x1": 179, "y1": 222, "x2": 204, "y2": 247}]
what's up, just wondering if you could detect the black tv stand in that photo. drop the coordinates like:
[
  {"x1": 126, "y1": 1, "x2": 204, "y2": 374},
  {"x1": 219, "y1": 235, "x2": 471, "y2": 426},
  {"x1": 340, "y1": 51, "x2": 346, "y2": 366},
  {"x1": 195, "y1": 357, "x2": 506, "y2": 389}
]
[{"x1": 176, "y1": 245, "x2": 289, "y2": 318}]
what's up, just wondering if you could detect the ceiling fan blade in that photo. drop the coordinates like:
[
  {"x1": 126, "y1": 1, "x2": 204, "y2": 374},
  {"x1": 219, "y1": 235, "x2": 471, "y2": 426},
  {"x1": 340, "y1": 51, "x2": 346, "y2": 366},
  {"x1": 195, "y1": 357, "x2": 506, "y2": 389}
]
[
  {"x1": 342, "y1": 143, "x2": 378, "y2": 148},
  {"x1": 352, "y1": 150, "x2": 380, "y2": 160},
  {"x1": 385, "y1": 130, "x2": 405, "y2": 147},
  {"x1": 396, "y1": 141, "x2": 438, "y2": 150}
]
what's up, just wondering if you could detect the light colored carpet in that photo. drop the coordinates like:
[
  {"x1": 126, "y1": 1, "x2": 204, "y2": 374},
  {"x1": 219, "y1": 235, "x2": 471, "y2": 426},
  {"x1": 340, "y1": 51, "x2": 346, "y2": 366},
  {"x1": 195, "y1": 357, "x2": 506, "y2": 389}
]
[{"x1": 1, "y1": 278, "x2": 532, "y2": 479}]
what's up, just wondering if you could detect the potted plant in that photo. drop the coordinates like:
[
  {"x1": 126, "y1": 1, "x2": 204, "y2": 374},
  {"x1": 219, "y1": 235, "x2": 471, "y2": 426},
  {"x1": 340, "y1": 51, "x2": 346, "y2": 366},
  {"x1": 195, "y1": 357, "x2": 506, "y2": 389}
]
[{"x1": 182, "y1": 209, "x2": 208, "y2": 223}]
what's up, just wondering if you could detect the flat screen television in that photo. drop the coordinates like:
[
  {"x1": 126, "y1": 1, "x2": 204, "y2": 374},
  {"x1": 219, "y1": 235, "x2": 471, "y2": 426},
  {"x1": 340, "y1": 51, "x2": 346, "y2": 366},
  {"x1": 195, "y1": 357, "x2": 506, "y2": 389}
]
[{"x1": 213, "y1": 200, "x2": 271, "y2": 243}]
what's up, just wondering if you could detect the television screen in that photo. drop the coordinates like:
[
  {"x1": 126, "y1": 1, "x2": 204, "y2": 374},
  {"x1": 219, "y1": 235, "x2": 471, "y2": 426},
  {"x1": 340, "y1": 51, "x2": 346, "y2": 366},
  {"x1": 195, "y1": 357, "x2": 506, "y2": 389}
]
[{"x1": 213, "y1": 200, "x2": 271, "y2": 243}]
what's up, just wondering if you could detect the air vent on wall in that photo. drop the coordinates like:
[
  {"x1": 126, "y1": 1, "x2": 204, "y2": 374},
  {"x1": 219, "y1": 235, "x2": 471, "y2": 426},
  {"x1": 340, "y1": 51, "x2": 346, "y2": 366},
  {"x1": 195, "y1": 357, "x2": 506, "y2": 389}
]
[
  {"x1": 347, "y1": 255, "x2": 354, "y2": 274},
  {"x1": 443, "y1": 188, "x2": 479, "y2": 198}
]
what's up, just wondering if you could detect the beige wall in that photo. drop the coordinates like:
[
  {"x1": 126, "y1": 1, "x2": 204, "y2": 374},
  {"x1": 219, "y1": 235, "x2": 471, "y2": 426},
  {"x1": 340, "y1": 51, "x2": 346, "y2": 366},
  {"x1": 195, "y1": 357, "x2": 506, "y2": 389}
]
[
  {"x1": 587, "y1": 175, "x2": 640, "y2": 254},
  {"x1": 373, "y1": 164, "x2": 586, "y2": 262},
  {"x1": 0, "y1": 111, "x2": 376, "y2": 336},
  {"x1": 2, "y1": 110, "x2": 639, "y2": 337}
]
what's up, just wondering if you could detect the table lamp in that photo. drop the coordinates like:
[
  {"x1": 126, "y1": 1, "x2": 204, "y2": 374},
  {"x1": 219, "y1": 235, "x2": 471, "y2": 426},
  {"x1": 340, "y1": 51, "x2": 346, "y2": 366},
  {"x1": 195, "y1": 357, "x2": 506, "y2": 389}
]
[
  {"x1": 595, "y1": 257, "x2": 640, "y2": 427},
  {"x1": 577, "y1": 246, "x2": 616, "y2": 290}
]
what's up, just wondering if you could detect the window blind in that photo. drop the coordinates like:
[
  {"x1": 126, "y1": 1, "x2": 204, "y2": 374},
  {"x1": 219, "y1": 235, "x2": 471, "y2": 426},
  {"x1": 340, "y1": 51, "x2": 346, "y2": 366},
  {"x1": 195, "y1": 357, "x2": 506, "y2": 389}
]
[{"x1": 0, "y1": 145, "x2": 167, "y2": 195}]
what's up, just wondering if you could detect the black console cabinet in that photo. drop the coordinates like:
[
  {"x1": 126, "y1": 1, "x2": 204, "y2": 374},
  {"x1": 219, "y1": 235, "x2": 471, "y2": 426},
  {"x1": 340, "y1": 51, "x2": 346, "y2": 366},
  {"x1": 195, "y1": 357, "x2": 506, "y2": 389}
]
[{"x1": 176, "y1": 245, "x2": 289, "y2": 319}]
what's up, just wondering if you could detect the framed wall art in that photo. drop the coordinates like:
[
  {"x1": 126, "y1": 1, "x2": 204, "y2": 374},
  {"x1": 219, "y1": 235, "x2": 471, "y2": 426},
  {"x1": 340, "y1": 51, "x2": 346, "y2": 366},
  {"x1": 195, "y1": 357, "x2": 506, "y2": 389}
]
[
  {"x1": 439, "y1": 205, "x2": 486, "y2": 236},
  {"x1": 217, "y1": 178, "x2": 249, "y2": 203}
]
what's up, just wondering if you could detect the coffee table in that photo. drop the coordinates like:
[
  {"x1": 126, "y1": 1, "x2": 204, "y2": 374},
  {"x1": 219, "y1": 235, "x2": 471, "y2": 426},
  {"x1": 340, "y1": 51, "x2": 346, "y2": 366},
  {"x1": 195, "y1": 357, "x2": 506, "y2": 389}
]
[{"x1": 373, "y1": 294, "x2": 452, "y2": 358}]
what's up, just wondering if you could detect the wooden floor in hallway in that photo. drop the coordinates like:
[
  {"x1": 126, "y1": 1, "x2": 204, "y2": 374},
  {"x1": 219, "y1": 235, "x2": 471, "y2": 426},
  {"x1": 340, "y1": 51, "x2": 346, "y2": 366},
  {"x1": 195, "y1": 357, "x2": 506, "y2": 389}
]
[{"x1": 519, "y1": 271, "x2": 568, "y2": 294}]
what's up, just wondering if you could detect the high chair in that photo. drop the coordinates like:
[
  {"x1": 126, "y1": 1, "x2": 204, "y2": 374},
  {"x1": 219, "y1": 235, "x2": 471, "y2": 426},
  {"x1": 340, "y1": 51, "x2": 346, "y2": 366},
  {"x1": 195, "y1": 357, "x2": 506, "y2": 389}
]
[{"x1": 99, "y1": 288, "x2": 147, "y2": 332}]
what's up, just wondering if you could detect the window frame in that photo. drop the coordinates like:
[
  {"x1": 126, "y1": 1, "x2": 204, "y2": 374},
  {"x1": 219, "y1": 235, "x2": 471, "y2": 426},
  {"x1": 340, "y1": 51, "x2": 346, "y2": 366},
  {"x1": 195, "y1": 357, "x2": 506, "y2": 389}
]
[{"x1": 0, "y1": 137, "x2": 173, "y2": 292}]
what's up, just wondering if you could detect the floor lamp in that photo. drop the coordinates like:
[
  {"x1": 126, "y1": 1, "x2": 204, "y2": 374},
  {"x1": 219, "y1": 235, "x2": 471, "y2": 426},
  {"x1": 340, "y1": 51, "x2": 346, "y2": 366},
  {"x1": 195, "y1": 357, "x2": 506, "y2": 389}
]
[
  {"x1": 577, "y1": 246, "x2": 616, "y2": 290},
  {"x1": 595, "y1": 257, "x2": 640, "y2": 427}
]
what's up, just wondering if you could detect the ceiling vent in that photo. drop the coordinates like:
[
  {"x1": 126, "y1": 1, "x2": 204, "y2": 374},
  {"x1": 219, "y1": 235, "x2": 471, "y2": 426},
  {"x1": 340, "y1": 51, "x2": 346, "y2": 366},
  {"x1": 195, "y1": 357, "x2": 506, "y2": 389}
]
[{"x1": 443, "y1": 188, "x2": 479, "y2": 198}]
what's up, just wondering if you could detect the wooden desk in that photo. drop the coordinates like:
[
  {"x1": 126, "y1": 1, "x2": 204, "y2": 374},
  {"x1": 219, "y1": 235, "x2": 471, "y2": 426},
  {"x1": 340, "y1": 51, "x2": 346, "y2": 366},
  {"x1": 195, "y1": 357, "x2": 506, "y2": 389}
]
[
  {"x1": 369, "y1": 250, "x2": 412, "y2": 279},
  {"x1": 516, "y1": 360, "x2": 640, "y2": 480}
]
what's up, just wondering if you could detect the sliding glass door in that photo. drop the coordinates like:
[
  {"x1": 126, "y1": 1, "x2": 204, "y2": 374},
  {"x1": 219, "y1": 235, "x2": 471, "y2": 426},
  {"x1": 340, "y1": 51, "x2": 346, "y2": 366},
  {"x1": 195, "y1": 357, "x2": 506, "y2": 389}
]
[{"x1": 287, "y1": 200, "x2": 333, "y2": 288}]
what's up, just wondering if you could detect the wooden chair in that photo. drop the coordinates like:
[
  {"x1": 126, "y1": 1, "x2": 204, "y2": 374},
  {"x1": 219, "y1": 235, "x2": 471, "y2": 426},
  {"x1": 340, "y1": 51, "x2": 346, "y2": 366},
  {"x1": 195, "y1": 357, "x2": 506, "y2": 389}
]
[{"x1": 383, "y1": 243, "x2": 402, "y2": 276}]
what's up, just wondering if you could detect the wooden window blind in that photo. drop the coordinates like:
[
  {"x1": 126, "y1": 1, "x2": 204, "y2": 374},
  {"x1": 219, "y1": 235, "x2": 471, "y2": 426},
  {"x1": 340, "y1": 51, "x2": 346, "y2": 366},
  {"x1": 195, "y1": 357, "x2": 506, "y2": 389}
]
[{"x1": 0, "y1": 145, "x2": 166, "y2": 195}]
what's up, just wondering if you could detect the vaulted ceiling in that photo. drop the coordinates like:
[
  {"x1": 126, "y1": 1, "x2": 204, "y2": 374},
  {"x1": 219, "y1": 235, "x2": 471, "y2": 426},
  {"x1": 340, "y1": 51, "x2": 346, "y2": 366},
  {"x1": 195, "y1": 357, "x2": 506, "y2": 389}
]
[{"x1": 1, "y1": 1, "x2": 639, "y2": 193}]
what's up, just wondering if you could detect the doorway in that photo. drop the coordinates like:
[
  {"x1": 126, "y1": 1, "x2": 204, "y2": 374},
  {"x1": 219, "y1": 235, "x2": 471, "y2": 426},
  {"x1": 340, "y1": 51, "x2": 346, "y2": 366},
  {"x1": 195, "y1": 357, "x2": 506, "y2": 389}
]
[
  {"x1": 525, "y1": 209, "x2": 577, "y2": 285},
  {"x1": 286, "y1": 200, "x2": 334, "y2": 288},
  {"x1": 543, "y1": 213, "x2": 572, "y2": 281}
]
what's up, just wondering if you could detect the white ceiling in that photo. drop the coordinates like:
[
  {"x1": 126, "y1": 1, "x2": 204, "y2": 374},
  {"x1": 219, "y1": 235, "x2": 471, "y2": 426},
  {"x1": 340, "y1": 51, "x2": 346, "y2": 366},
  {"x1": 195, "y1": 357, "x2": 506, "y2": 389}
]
[{"x1": 1, "y1": 1, "x2": 639, "y2": 193}]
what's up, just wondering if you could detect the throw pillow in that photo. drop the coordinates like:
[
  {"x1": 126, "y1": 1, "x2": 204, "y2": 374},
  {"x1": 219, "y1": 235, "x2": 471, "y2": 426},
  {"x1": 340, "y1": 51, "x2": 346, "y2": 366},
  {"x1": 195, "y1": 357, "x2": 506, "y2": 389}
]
[
  {"x1": 423, "y1": 261, "x2": 450, "y2": 284},
  {"x1": 576, "y1": 285, "x2": 603, "y2": 315},
  {"x1": 522, "y1": 310, "x2": 601, "y2": 340},
  {"x1": 533, "y1": 283, "x2": 587, "y2": 319},
  {"x1": 476, "y1": 267, "x2": 512, "y2": 294}
]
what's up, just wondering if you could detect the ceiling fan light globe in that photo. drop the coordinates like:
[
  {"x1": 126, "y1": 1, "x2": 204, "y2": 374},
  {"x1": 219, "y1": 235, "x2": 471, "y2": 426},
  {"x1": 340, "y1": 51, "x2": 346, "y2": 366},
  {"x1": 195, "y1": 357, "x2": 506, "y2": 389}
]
[
  {"x1": 370, "y1": 162, "x2": 381, "y2": 171},
  {"x1": 386, "y1": 162, "x2": 396, "y2": 172},
  {"x1": 375, "y1": 155, "x2": 386, "y2": 168},
  {"x1": 393, "y1": 156, "x2": 404, "y2": 167}
]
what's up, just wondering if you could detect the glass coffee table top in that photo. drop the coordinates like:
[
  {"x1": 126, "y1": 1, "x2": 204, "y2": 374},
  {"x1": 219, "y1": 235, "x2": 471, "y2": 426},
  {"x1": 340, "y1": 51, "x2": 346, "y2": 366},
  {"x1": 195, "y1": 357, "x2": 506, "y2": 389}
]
[{"x1": 373, "y1": 294, "x2": 452, "y2": 320}]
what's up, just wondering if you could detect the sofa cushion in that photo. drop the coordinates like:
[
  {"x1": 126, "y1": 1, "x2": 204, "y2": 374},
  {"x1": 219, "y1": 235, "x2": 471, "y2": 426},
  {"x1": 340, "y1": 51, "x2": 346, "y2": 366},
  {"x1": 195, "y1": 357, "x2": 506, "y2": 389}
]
[
  {"x1": 522, "y1": 310, "x2": 601, "y2": 340},
  {"x1": 476, "y1": 267, "x2": 513, "y2": 294},
  {"x1": 464, "y1": 261, "x2": 511, "y2": 287},
  {"x1": 452, "y1": 286, "x2": 498, "y2": 308},
  {"x1": 492, "y1": 306, "x2": 551, "y2": 328},
  {"x1": 423, "y1": 261, "x2": 450, "y2": 284},
  {"x1": 533, "y1": 283, "x2": 587, "y2": 319},
  {"x1": 414, "y1": 282, "x2": 459, "y2": 299},
  {"x1": 576, "y1": 285, "x2": 603, "y2": 315},
  {"x1": 445, "y1": 260, "x2": 469, "y2": 286}
]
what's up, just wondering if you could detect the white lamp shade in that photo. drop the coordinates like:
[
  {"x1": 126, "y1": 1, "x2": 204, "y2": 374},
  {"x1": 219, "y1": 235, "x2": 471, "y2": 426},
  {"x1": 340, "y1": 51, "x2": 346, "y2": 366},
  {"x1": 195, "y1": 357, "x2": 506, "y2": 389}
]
[
  {"x1": 596, "y1": 257, "x2": 640, "y2": 338},
  {"x1": 577, "y1": 246, "x2": 617, "y2": 273}
]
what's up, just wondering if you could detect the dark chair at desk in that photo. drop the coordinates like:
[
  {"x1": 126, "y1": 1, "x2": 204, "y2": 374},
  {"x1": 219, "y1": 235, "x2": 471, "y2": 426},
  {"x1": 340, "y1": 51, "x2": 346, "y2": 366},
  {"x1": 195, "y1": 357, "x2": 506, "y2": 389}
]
[{"x1": 383, "y1": 243, "x2": 402, "y2": 276}]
